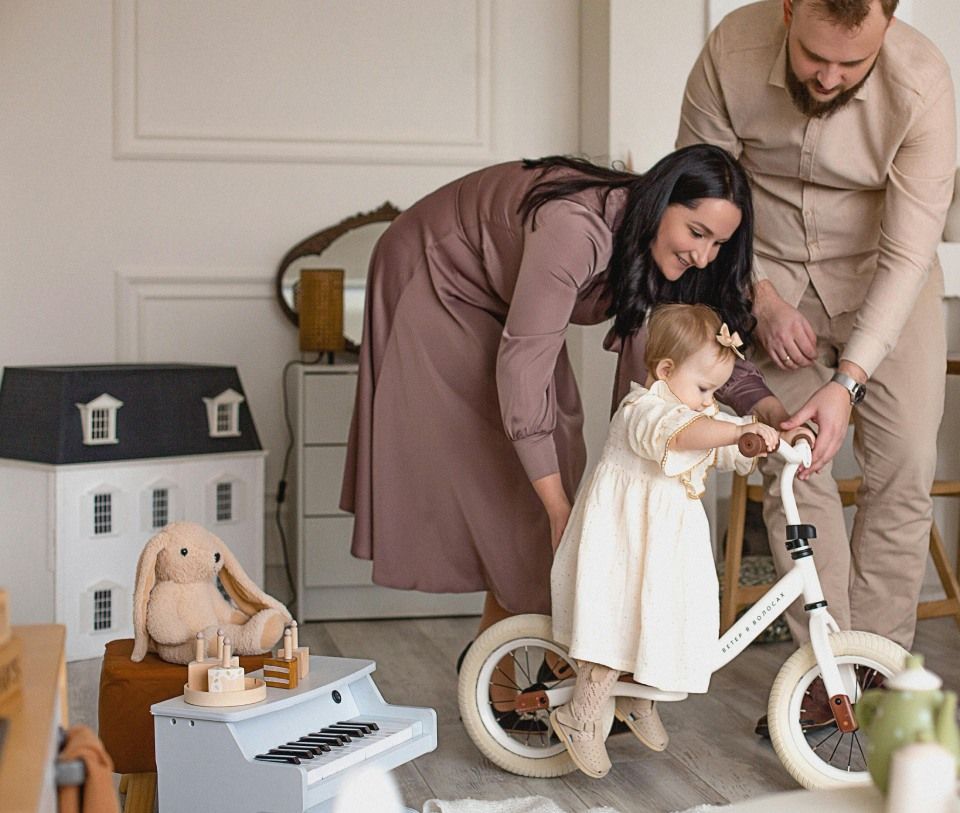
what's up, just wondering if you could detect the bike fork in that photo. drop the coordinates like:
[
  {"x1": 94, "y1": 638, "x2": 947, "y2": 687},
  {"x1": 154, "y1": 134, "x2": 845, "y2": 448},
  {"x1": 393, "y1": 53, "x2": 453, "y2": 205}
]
[{"x1": 808, "y1": 608, "x2": 859, "y2": 732}]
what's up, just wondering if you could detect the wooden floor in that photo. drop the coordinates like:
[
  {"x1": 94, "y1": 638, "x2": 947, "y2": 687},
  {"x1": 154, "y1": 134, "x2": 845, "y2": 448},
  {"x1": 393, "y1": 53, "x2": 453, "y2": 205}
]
[{"x1": 67, "y1": 615, "x2": 960, "y2": 813}]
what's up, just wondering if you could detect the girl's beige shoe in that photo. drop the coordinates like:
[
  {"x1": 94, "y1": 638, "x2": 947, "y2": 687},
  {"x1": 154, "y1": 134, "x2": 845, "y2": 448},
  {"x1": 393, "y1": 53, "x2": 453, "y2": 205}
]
[
  {"x1": 549, "y1": 706, "x2": 612, "y2": 778},
  {"x1": 614, "y1": 697, "x2": 669, "y2": 751}
]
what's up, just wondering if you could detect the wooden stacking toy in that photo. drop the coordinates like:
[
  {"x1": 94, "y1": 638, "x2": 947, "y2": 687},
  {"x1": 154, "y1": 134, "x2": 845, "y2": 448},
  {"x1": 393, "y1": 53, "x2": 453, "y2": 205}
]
[
  {"x1": 274, "y1": 620, "x2": 310, "y2": 680},
  {"x1": 183, "y1": 629, "x2": 265, "y2": 707},
  {"x1": 263, "y1": 628, "x2": 299, "y2": 689},
  {"x1": 207, "y1": 639, "x2": 245, "y2": 693}
]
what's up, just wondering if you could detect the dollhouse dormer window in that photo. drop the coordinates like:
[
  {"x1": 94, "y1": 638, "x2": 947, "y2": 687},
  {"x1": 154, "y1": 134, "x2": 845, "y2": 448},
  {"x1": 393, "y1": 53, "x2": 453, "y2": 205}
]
[
  {"x1": 202, "y1": 389, "x2": 244, "y2": 438},
  {"x1": 76, "y1": 393, "x2": 123, "y2": 445}
]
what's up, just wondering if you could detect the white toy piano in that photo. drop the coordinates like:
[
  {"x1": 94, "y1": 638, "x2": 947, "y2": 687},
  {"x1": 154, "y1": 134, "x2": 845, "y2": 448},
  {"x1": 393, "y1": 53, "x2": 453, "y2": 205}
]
[{"x1": 151, "y1": 655, "x2": 436, "y2": 812}]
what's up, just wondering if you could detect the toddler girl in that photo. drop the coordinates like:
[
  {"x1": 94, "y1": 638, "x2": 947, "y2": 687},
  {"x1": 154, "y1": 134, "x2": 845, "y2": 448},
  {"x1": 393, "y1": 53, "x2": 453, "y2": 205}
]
[{"x1": 549, "y1": 303, "x2": 779, "y2": 778}]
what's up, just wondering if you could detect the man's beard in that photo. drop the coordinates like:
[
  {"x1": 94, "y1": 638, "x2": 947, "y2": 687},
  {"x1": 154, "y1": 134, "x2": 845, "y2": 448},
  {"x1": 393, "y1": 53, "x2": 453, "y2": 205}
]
[{"x1": 785, "y1": 49, "x2": 876, "y2": 118}]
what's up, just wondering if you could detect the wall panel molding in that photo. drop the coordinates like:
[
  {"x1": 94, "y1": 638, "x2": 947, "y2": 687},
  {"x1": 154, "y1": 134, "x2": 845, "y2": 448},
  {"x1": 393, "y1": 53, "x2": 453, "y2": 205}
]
[
  {"x1": 112, "y1": 0, "x2": 493, "y2": 165},
  {"x1": 115, "y1": 266, "x2": 279, "y2": 359}
]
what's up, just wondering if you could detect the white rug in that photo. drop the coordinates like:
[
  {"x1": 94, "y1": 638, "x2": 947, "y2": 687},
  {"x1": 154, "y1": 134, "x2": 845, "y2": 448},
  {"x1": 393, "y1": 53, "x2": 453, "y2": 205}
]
[{"x1": 423, "y1": 797, "x2": 622, "y2": 813}]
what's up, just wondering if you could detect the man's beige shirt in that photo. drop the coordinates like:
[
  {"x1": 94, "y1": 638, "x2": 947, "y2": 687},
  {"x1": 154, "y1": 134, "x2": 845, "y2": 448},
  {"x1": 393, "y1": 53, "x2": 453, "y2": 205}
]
[{"x1": 678, "y1": 0, "x2": 956, "y2": 376}]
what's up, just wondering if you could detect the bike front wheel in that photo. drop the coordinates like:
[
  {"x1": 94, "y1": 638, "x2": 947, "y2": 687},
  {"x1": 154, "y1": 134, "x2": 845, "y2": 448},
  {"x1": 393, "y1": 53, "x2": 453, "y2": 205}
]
[{"x1": 768, "y1": 630, "x2": 907, "y2": 789}]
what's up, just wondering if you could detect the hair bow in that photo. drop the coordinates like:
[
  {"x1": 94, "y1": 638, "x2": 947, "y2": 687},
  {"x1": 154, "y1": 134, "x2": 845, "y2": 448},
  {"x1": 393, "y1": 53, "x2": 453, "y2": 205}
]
[{"x1": 716, "y1": 323, "x2": 745, "y2": 360}]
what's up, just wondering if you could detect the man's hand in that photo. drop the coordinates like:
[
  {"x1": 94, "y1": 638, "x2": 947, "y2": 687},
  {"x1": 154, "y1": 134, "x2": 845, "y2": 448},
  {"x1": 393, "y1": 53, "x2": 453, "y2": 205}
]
[
  {"x1": 780, "y1": 383, "x2": 853, "y2": 477},
  {"x1": 754, "y1": 280, "x2": 818, "y2": 370}
]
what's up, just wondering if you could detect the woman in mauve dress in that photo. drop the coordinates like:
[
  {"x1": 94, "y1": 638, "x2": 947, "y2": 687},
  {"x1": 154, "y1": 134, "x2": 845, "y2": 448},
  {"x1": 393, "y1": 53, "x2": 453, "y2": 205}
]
[{"x1": 340, "y1": 144, "x2": 790, "y2": 644}]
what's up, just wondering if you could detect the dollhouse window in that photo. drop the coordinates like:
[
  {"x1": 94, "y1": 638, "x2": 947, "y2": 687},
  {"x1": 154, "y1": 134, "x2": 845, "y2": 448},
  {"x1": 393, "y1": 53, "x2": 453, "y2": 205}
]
[
  {"x1": 152, "y1": 488, "x2": 169, "y2": 528},
  {"x1": 202, "y1": 389, "x2": 244, "y2": 438},
  {"x1": 93, "y1": 589, "x2": 112, "y2": 631},
  {"x1": 76, "y1": 393, "x2": 123, "y2": 445},
  {"x1": 216, "y1": 482, "x2": 233, "y2": 522},
  {"x1": 93, "y1": 493, "x2": 113, "y2": 535},
  {"x1": 140, "y1": 479, "x2": 179, "y2": 531},
  {"x1": 81, "y1": 580, "x2": 124, "y2": 635},
  {"x1": 206, "y1": 475, "x2": 243, "y2": 526}
]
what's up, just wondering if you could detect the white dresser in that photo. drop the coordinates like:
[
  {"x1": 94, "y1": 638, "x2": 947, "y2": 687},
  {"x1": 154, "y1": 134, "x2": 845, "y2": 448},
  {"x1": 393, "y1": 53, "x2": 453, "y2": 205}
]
[{"x1": 293, "y1": 360, "x2": 483, "y2": 623}]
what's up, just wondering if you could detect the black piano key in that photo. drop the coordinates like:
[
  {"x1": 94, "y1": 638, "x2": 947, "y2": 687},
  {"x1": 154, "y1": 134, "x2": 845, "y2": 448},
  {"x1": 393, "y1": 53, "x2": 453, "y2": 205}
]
[
  {"x1": 294, "y1": 738, "x2": 332, "y2": 752},
  {"x1": 295, "y1": 738, "x2": 335, "y2": 750},
  {"x1": 326, "y1": 725, "x2": 365, "y2": 737},
  {"x1": 335, "y1": 721, "x2": 373, "y2": 734},
  {"x1": 306, "y1": 733, "x2": 349, "y2": 746},
  {"x1": 269, "y1": 748, "x2": 317, "y2": 759},
  {"x1": 283, "y1": 743, "x2": 326, "y2": 755},
  {"x1": 343, "y1": 720, "x2": 380, "y2": 731},
  {"x1": 315, "y1": 730, "x2": 351, "y2": 744},
  {"x1": 255, "y1": 754, "x2": 301, "y2": 765}
]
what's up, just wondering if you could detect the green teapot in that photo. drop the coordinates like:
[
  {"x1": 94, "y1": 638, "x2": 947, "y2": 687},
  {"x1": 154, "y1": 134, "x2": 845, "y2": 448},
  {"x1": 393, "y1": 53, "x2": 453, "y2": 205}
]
[{"x1": 857, "y1": 653, "x2": 960, "y2": 793}]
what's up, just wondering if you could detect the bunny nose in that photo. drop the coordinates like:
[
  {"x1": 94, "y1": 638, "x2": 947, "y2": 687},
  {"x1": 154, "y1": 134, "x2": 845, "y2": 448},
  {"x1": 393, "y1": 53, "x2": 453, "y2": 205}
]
[
  {"x1": 214, "y1": 552, "x2": 221, "y2": 563},
  {"x1": 180, "y1": 548, "x2": 188, "y2": 556}
]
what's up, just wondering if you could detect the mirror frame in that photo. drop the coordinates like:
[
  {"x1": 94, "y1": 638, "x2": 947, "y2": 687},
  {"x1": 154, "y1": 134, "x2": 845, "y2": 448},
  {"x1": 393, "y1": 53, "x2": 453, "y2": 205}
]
[{"x1": 275, "y1": 201, "x2": 401, "y2": 326}]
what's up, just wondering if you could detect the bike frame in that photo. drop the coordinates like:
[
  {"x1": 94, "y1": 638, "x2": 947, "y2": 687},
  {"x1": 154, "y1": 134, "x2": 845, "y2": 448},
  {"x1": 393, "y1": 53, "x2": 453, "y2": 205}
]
[{"x1": 539, "y1": 437, "x2": 858, "y2": 709}]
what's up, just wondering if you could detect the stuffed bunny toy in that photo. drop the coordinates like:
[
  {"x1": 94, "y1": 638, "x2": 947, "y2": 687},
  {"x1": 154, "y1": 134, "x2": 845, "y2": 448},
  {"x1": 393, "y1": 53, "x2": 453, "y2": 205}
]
[{"x1": 131, "y1": 521, "x2": 291, "y2": 664}]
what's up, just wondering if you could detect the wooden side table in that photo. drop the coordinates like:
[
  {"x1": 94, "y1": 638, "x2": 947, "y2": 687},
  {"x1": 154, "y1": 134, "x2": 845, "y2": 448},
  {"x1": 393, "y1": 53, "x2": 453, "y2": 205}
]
[{"x1": 0, "y1": 624, "x2": 68, "y2": 813}]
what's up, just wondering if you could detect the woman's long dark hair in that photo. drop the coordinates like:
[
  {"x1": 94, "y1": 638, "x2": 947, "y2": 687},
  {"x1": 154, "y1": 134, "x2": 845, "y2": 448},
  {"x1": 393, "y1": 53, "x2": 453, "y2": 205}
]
[{"x1": 518, "y1": 144, "x2": 756, "y2": 343}]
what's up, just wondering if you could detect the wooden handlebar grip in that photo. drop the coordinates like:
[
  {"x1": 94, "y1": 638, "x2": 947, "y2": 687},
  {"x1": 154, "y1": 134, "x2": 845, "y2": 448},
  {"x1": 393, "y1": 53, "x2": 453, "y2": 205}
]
[{"x1": 737, "y1": 432, "x2": 765, "y2": 458}]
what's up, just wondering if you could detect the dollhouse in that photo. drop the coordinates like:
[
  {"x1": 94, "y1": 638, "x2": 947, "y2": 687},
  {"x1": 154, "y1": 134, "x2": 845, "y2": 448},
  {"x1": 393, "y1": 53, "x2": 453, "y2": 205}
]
[{"x1": 0, "y1": 364, "x2": 266, "y2": 661}]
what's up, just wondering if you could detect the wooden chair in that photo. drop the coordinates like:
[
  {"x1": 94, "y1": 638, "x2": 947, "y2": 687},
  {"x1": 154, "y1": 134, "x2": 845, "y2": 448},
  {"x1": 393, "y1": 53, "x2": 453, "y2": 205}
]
[{"x1": 720, "y1": 358, "x2": 960, "y2": 634}]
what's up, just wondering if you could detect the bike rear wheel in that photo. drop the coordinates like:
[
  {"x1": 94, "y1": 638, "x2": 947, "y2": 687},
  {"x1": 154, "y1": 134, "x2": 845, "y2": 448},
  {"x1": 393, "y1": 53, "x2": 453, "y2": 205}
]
[
  {"x1": 457, "y1": 613, "x2": 613, "y2": 777},
  {"x1": 768, "y1": 630, "x2": 907, "y2": 789}
]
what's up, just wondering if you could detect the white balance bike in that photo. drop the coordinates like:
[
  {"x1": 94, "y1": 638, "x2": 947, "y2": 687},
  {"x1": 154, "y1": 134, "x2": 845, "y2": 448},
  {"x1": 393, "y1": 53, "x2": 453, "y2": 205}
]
[{"x1": 457, "y1": 434, "x2": 908, "y2": 789}]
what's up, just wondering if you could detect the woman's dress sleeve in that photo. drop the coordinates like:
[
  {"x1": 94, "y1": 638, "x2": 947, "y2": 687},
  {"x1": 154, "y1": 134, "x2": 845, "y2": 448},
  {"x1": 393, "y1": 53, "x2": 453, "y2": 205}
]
[{"x1": 497, "y1": 200, "x2": 612, "y2": 482}]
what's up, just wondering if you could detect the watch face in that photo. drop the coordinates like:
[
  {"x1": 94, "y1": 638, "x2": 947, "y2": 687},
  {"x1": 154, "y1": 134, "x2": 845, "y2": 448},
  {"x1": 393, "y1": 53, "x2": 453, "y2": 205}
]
[{"x1": 852, "y1": 384, "x2": 866, "y2": 405}]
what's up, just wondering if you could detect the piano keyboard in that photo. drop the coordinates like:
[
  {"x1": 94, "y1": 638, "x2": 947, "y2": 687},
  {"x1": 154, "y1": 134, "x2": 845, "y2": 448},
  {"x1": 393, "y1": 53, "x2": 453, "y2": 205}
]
[
  {"x1": 151, "y1": 655, "x2": 436, "y2": 813},
  {"x1": 253, "y1": 716, "x2": 418, "y2": 782}
]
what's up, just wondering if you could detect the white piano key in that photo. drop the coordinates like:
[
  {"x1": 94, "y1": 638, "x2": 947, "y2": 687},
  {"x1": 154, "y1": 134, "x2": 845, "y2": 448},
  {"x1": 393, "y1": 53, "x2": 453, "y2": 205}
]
[{"x1": 305, "y1": 719, "x2": 420, "y2": 784}]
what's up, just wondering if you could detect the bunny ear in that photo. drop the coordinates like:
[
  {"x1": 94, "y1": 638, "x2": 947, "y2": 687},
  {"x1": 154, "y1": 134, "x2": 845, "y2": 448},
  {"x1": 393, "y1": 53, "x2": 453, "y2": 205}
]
[
  {"x1": 131, "y1": 528, "x2": 168, "y2": 661},
  {"x1": 217, "y1": 538, "x2": 290, "y2": 620}
]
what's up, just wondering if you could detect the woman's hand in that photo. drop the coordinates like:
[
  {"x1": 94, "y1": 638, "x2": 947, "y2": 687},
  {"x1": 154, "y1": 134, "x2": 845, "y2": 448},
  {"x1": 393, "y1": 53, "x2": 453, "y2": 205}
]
[
  {"x1": 740, "y1": 422, "x2": 779, "y2": 453},
  {"x1": 548, "y1": 504, "x2": 572, "y2": 553},
  {"x1": 531, "y1": 473, "x2": 572, "y2": 553},
  {"x1": 753, "y1": 280, "x2": 817, "y2": 370}
]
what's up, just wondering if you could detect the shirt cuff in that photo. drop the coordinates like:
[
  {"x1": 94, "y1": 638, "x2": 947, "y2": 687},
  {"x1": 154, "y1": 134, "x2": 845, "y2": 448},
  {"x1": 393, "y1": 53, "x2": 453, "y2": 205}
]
[
  {"x1": 512, "y1": 433, "x2": 560, "y2": 483},
  {"x1": 839, "y1": 334, "x2": 885, "y2": 379}
]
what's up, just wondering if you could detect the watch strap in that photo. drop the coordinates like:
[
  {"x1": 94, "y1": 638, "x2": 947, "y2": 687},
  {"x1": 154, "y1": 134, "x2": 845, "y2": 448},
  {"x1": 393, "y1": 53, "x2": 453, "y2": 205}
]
[{"x1": 831, "y1": 372, "x2": 866, "y2": 405}]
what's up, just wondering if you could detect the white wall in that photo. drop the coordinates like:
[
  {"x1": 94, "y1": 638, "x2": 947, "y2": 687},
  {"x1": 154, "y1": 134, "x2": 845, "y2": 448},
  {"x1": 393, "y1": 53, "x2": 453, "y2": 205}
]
[
  {"x1": 2, "y1": 0, "x2": 959, "y2": 594},
  {"x1": 0, "y1": 0, "x2": 580, "y2": 577}
]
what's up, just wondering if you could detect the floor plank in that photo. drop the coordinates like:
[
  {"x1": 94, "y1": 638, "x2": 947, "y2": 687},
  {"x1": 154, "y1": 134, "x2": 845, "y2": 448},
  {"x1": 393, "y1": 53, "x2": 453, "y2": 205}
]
[{"x1": 66, "y1": 614, "x2": 960, "y2": 813}]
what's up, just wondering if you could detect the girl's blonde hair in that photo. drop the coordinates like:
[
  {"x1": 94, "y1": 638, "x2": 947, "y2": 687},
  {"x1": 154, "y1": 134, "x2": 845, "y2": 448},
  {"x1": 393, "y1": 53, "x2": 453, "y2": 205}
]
[{"x1": 644, "y1": 303, "x2": 737, "y2": 377}]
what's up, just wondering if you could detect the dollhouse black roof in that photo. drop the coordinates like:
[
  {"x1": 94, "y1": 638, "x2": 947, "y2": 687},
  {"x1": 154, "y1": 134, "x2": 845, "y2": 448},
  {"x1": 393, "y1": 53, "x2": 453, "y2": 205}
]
[{"x1": 0, "y1": 364, "x2": 262, "y2": 464}]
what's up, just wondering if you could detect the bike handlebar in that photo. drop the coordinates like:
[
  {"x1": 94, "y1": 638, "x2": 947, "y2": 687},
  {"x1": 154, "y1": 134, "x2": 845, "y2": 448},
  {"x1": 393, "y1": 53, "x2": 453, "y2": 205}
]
[{"x1": 738, "y1": 430, "x2": 815, "y2": 467}]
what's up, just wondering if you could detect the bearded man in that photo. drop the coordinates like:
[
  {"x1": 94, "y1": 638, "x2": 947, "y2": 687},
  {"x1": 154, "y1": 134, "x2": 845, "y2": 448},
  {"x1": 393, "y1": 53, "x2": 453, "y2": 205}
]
[{"x1": 678, "y1": 0, "x2": 956, "y2": 732}]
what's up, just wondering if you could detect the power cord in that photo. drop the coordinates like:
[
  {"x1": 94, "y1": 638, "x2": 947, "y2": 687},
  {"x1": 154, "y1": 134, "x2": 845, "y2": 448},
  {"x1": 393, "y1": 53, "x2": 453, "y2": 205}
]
[{"x1": 275, "y1": 354, "x2": 323, "y2": 613}]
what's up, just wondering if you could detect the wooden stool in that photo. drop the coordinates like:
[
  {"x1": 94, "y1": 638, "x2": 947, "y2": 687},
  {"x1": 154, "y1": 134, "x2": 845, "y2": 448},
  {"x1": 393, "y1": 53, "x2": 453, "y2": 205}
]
[
  {"x1": 721, "y1": 361, "x2": 960, "y2": 634},
  {"x1": 98, "y1": 639, "x2": 266, "y2": 813}
]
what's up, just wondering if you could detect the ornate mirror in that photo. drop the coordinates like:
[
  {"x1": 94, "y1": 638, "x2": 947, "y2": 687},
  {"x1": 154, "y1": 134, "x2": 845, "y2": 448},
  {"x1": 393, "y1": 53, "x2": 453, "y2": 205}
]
[{"x1": 276, "y1": 202, "x2": 401, "y2": 348}]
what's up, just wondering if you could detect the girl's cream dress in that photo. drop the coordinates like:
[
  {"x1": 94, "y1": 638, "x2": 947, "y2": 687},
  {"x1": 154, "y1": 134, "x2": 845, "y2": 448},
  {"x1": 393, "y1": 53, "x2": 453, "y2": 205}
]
[{"x1": 551, "y1": 380, "x2": 756, "y2": 693}]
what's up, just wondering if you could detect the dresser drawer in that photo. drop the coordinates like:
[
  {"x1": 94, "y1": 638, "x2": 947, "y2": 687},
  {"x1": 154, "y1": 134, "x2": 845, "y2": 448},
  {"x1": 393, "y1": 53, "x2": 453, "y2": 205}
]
[
  {"x1": 303, "y1": 446, "x2": 348, "y2": 515},
  {"x1": 303, "y1": 516, "x2": 371, "y2": 587},
  {"x1": 302, "y1": 371, "x2": 357, "y2": 444}
]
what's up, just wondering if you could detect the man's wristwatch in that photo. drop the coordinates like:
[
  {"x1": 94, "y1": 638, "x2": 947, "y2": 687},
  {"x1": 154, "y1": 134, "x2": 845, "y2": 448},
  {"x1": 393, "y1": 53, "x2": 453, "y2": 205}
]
[{"x1": 831, "y1": 372, "x2": 867, "y2": 406}]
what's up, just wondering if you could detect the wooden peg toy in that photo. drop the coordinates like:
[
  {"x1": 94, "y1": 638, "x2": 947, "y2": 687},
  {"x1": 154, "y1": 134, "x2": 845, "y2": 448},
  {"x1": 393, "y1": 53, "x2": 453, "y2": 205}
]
[
  {"x1": 187, "y1": 631, "x2": 215, "y2": 691},
  {"x1": 263, "y1": 628, "x2": 299, "y2": 689},
  {"x1": 275, "y1": 621, "x2": 310, "y2": 679},
  {"x1": 207, "y1": 638, "x2": 245, "y2": 693}
]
